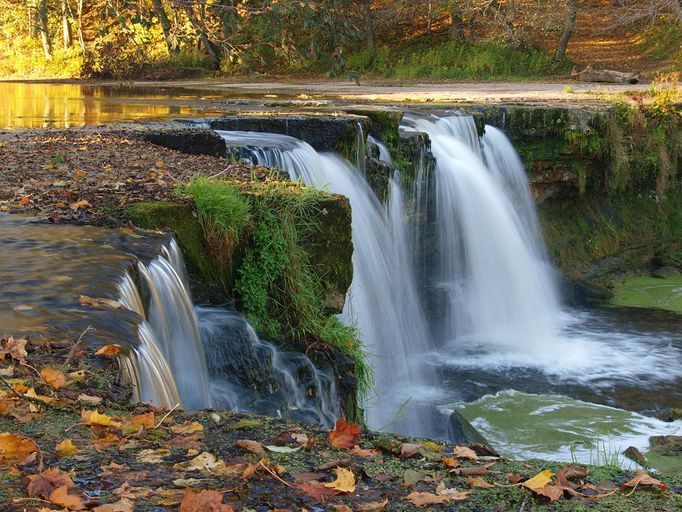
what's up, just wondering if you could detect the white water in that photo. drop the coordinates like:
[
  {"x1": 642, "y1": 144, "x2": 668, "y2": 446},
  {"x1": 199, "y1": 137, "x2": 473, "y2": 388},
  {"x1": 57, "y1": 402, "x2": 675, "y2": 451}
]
[
  {"x1": 368, "y1": 134, "x2": 394, "y2": 166},
  {"x1": 402, "y1": 114, "x2": 560, "y2": 355},
  {"x1": 219, "y1": 130, "x2": 434, "y2": 435}
]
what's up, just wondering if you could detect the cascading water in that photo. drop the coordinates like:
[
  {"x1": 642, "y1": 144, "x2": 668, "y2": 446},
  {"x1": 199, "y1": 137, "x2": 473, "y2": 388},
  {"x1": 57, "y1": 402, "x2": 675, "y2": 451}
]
[
  {"x1": 401, "y1": 114, "x2": 560, "y2": 353},
  {"x1": 117, "y1": 238, "x2": 339, "y2": 424},
  {"x1": 217, "y1": 130, "x2": 435, "y2": 435}
]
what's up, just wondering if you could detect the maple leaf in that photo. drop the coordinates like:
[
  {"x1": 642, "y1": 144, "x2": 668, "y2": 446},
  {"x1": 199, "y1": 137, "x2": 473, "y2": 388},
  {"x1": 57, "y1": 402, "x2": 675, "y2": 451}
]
[
  {"x1": 56, "y1": 439, "x2": 77, "y2": 457},
  {"x1": 351, "y1": 445, "x2": 380, "y2": 457},
  {"x1": 41, "y1": 367, "x2": 68, "y2": 389},
  {"x1": 323, "y1": 467, "x2": 356, "y2": 493},
  {"x1": 69, "y1": 199, "x2": 90, "y2": 211},
  {"x1": 179, "y1": 489, "x2": 234, "y2": 512},
  {"x1": 130, "y1": 412, "x2": 156, "y2": 430},
  {"x1": 442, "y1": 457, "x2": 460, "y2": 468},
  {"x1": 522, "y1": 469, "x2": 553, "y2": 491},
  {"x1": 622, "y1": 470, "x2": 668, "y2": 492},
  {"x1": 328, "y1": 418, "x2": 361, "y2": 449},
  {"x1": 91, "y1": 499, "x2": 134, "y2": 512},
  {"x1": 296, "y1": 480, "x2": 341, "y2": 503},
  {"x1": 28, "y1": 468, "x2": 75, "y2": 499},
  {"x1": 556, "y1": 464, "x2": 587, "y2": 497},
  {"x1": 49, "y1": 484, "x2": 86, "y2": 510},
  {"x1": 235, "y1": 439, "x2": 265, "y2": 455},
  {"x1": 0, "y1": 432, "x2": 39, "y2": 466}
]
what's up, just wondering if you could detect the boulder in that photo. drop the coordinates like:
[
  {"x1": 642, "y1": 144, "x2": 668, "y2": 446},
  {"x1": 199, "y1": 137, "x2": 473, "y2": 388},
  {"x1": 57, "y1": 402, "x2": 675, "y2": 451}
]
[{"x1": 649, "y1": 435, "x2": 682, "y2": 456}]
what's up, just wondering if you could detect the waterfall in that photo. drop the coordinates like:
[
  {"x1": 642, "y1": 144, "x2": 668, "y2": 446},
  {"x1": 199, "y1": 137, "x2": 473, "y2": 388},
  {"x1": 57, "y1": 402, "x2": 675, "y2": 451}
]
[
  {"x1": 117, "y1": 240, "x2": 210, "y2": 410},
  {"x1": 402, "y1": 114, "x2": 560, "y2": 353},
  {"x1": 199, "y1": 306, "x2": 340, "y2": 428},
  {"x1": 368, "y1": 135, "x2": 394, "y2": 166},
  {"x1": 218, "y1": 130, "x2": 434, "y2": 435}
]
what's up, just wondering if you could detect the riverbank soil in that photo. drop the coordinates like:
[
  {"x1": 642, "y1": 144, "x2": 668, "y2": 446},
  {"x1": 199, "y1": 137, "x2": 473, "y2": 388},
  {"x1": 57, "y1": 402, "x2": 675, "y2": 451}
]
[{"x1": 1, "y1": 336, "x2": 682, "y2": 511}]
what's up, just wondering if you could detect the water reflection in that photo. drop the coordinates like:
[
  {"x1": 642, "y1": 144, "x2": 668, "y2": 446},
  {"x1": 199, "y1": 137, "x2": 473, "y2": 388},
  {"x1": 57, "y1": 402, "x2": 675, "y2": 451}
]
[{"x1": 0, "y1": 82, "x2": 208, "y2": 128}]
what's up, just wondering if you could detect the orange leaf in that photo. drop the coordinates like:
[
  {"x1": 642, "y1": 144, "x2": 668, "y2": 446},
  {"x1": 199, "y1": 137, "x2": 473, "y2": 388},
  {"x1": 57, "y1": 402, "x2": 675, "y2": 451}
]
[
  {"x1": 27, "y1": 468, "x2": 75, "y2": 499},
  {"x1": 130, "y1": 412, "x2": 155, "y2": 429},
  {"x1": 91, "y1": 499, "x2": 134, "y2": 512},
  {"x1": 329, "y1": 418, "x2": 361, "y2": 449},
  {"x1": 49, "y1": 484, "x2": 85, "y2": 510},
  {"x1": 296, "y1": 480, "x2": 341, "y2": 503},
  {"x1": 56, "y1": 439, "x2": 77, "y2": 457},
  {"x1": 179, "y1": 489, "x2": 234, "y2": 512},
  {"x1": 0, "y1": 432, "x2": 39, "y2": 466},
  {"x1": 467, "y1": 476, "x2": 494, "y2": 489},
  {"x1": 622, "y1": 470, "x2": 667, "y2": 492},
  {"x1": 95, "y1": 344, "x2": 122, "y2": 356},
  {"x1": 69, "y1": 199, "x2": 90, "y2": 211},
  {"x1": 407, "y1": 490, "x2": 469, "y2": 506},
  {"x1": 235, "y1": 439, "x2": 265, "y2": 455},
  {"x1": 453, "y1": 445, "x2": 478, "y2": 460},
  {"x1": 41, "y1": 367, "x2": 68, "y2": 389},
  {"x1": 79, "y1": 296, "x2": 121, "y2": 310}
]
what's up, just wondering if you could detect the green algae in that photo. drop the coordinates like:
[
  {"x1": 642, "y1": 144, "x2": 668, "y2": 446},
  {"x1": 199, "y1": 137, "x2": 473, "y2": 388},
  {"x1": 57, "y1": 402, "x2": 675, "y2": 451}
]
[{"x1": 611, "y1": 276, "x2": 682, "y2": 313}]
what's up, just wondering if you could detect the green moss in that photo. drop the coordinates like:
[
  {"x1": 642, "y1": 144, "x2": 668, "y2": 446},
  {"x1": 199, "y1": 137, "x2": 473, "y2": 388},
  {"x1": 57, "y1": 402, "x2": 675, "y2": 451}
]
[{"x1": 610, "y1": 276, "x2": 682, "y2": 313}]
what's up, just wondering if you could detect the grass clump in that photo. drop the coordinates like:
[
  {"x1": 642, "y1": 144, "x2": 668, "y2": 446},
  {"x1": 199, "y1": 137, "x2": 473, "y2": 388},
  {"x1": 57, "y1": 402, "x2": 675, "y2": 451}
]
[
  {"x1": 345, "y1": 41, "x2": 572, "y2": 81},
  {"x1": 183, "y1": 178, "x2": 372, "y2": 400}
]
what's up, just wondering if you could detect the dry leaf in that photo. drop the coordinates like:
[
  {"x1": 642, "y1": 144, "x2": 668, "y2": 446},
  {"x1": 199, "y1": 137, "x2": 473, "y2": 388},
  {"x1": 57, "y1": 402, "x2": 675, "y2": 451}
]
[
  {"x1": 179, "y1": 489, "x2": 234, "y2": 512},
  {"x1": 171, "y1": 421, "x2": 204, "y2": 434},
  {"x1": 130, "y1": 412, "x2": 155, "y2": 429},
  {"x1": 69, "y1": 199, "x2": 90, "y2": 211},
  {"x1": 91, "y1": 499, "x2": 134, "y2": 512},
  {"x1": 535, "y1": 484, "x2": 564, "y2": 501},
  {"x1": 522, "y1": 469, "x2": 554, "y2": 491},
  {"x1": 296, "y1": 480, "x2": 341, "y2": 503},
  {"x1": 77, "y1": 393, "x2": 103, "y2": 405},
  {"x1": 49, "y1": 484, "x2": 86, "y2": 510},
  {"x1": 356, "y1": 498, "x2": 389, "y2": 511},
  {"x1": 407, "y1": 490, "x2": 469, "y2": 506},
  {"x1": 41, "y1": 367, "x2": 68, "y2": 389},
  {"x1": 28, "y1": 468, "x2": 75, "y2": 499},
  {"x1": 557, "y1": 464, "x2": 588, "y2": 497},
  {"x1": 113, "y1": 482, "x2": 151, "y2": 500},
  {"x1": 442, "y1": 457, "x2": 460, "y2": 468},
  {"x1": 453, "y1": 445, "x2": 478, "y2": 460},
  {"x1": 351, "y1": 445, "x2": 380, "y2": 457},
  {"x1": 0, "y1": 432, "x2": 39, "y2": 466},
  {"x1": 235, "y1": 439, "x2": 265, "y2": 455},
  {"x1": 400, "y1": 443, "x2": 423, "y2": 458},
  {"x1": 450, "y1": 462, "x2": 496, "y2": 476},
  {"x1": 323, "y1": 467, "x2": 356, "y2": 493},
  {"x1": 622, "y1": 470, "x2": 667, "y2": 492},
  {"x1": 0, "y1": 337, "x2": 28, "y2": 364},
  {"x1": 79, "y1": 296, "x2": 122, "y2": 310},
  {"x1": 137, "y1": 448, "x2": 171, "y2": 464},
  {"x1": 82, "y1": 410, "x2": 120, "y2": 427},
  {"x1": 329, "y1": 418, "x2": 361, "y2": 449},
  {"x1": 95, "y1": 344, "x2": 122, "y2": 356},
  {"x1": 56, "y1": 439, "x2": 77, "y2": 457},
  {"x1": 467, "y1": 476, "x2": 494, "y2": 489}
]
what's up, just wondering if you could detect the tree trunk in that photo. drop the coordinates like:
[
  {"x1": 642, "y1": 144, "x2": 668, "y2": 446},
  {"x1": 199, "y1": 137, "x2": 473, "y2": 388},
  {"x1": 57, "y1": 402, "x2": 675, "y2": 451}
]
[
  {"x1": 572, "y1": 64, "x2": 640, "y2": 84},
  {"x1": 555, "y1": 0, "x2": 578, "y2": 60},
  {"x1": 37, "y1": 0, "x2": 52, "y2": 59},
  {"x1": 451, "y1": 7, "x2": 464, "y2": 41},
  {"x1": 76, "y1": 0, "x2": 84, "y2": 50},
  {"x1": 427, "y1": 0, "x2": 432, "y2": 34},
  {"x1": 151, "y1": 0, "x2": 175, "y2": 54},
  {"x1": 363, "y1": 0, "x2": 375, "y2": 64},
  {"x1": 62, "y1": 0, "x2": 73, "y2": 50}
]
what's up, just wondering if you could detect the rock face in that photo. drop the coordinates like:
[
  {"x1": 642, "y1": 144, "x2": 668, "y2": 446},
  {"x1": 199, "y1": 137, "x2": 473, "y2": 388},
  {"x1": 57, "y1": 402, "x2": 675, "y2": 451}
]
[
  {"x1": 136, "y1": 126, "x2": 227, "y2": 157},
  {"x1": 650, "y1": 435, "x2": 682, "y2": 456}
]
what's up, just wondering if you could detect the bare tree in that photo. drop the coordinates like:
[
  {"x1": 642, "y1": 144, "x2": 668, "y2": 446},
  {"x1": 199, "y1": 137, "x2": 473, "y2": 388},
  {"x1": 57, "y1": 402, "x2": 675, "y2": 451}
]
[{"x1": 555, "y1": 0, "x2": 578, "y2": 60}]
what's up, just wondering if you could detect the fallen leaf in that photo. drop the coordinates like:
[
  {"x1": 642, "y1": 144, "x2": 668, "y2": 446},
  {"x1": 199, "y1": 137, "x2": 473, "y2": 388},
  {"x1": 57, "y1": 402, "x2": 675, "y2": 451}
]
[
  {"x1": 113, "y1": 482, "x2": 151, "y2": 499},
  {"x1": 467, "y1": 476, "x2": 494, "y2": 489},
  {"x1": 49, "y1": 484, "x2": 86, "y2": 510},
  {"x1": 171, "y1": 421, "x2": 204, "y2": 434},
  {"x1": 91, "y1": 499, "x2": 134, "y2": 512},
  {"x1": 296, "y1": 480, "x2": 340, "y2": 503},
  {"x1": 95, "y1": 344, "x2": 122, "y2": 357},
  {"x1": 329, "y1": 418, "x2": 361, "y2": 449},
  {"x1": 77, "y1": 394, "x2": 102, "y2": 405},
  {"x1": 331, "y1": 505, "x2": 352, "y2": 512},
  {"x1": 41, "y1": 368, "x2": 68, "y2": 389},
  {"x1": 450, "y1": 462, "x2": 496, "y2": 476},
  {"x1": 0, "y1": 337, "x2": 28, "y2": 364},
  {"x1": 557, "y1": 464, "x2": 588, "y2": 497},
  {"x1": 622, "y1": 470, "x2": 667, "y2": 492},
  {"x1": 292, "y1": 471, "x2": 326, "y2": 483},
  {"x1": 522, "y1": 469, "x2": 554, "y2": 491},
  {"x1": 442, "y1": 457, "x2": 460, "y2": 468},
  {"x1": 137, "y1": 448, "x2": 171, "y2": 464},
  {"x1": 69, "y1": 199, "x2": 90, "y2": 211},
  {"x1": 534, "y1": 484, "x2": 564, "y2": 501},
  {"x1": 403, "y1": 469, "x2": 425, "y2": 486},
  {"x1": 453, "y1": 446, "x2": 478, "y2": 460},
  {"x1": 179, "y1": 489, "x2": 234, "y2": 512},
  {"x1": 356, "y1": 498, "x2": 389, "y2": 511},
  {"x1": 323, "y1": 467, "x2": 356, "y2": 493},
  {"x1": 0, "y1": 365, "x2": 13, "y2": 377},
  {"x1": 400, "y1": 443, "x2": 423, "y2": 458},
  {"x1": 28, "y1": 468, "x2": 75, "y2": 499},
  {"x1": 0, "y1": 432, "x2": 39, "y2": 466},
  {"x1": 82, "y1": 410, "x2": 120, "y2": 428},
  {"x1": 130, "y1": 412, "x2": 156, "y2": 430},
  {"x1": 56, "y1": 439, "x2": 77, "y2": 457},
  {"x1": 351, "y1": 445, "x2": 380, "y2": 457},
  {"x1": 235, "y1": 439, "x2": 265, "y2": 455},
  {"x1": 79, "y1": 296, "x2": 122, "y2": 310},
  {"x1": 407, "y1": 490, "x2": 469, "y2": 506},
  {"x1": 265, "y1": 444, "x2": 302, "y2": 453}
]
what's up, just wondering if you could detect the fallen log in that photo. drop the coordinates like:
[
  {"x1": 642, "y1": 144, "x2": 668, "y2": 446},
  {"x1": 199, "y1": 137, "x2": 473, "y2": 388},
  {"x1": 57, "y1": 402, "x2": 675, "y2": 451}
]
[{"x1": 571, "y1": 64, "x2": 641, "y2": 84}]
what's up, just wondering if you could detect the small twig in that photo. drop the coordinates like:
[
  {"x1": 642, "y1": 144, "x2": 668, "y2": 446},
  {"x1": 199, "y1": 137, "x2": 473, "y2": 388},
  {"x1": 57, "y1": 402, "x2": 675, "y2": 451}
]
[
  {"x1": 207, "y1": 167, "x2": 231, "y2": 180},
  {"x1": 154, "y1": 402, "x2": 180, "y2": 429},
  {"x1": 259, "y1": 460, "x2": 295, "y2": 489},
  {"x1": 518, "y1": 497, "x2": 528, "y2": 512},
  {"x1": 12, "y1": 497, "x2": 52, "y2": 504},
  {"x1": 0, "y1": 372, "x2": 70, "y2": 412},
  {"x1": 62, "y1": 325, "x2": 92, "y2": 370}
]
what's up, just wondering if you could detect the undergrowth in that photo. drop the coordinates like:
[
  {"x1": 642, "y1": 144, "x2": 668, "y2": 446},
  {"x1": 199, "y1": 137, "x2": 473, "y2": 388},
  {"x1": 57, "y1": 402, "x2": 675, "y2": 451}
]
[
  {"x1": 183, "y1": 178, "x2": 373, "y2": 399},
  {"x1": 345, "y1": 41, "x2": 572, "y2": 81}
]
